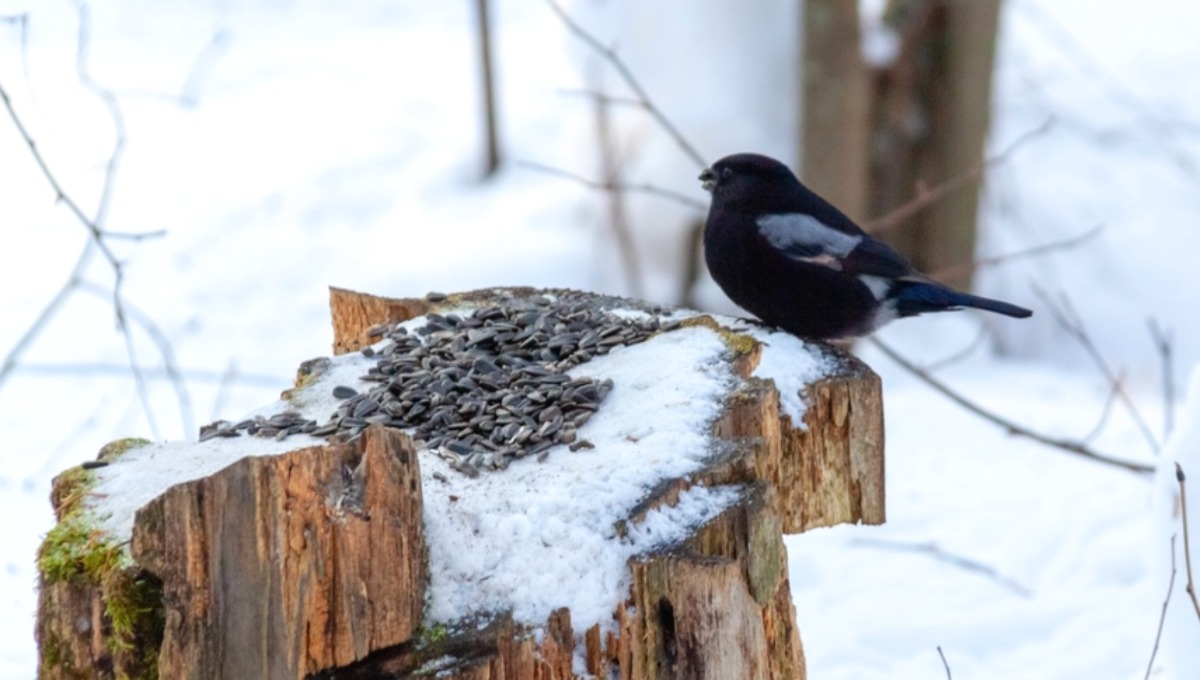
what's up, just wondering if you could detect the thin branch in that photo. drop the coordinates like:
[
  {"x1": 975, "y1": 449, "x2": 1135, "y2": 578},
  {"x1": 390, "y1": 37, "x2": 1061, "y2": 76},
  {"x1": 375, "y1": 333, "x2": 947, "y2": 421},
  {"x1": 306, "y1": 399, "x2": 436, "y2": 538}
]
[
  {"x1": 0, "y1": 12, "x2": 32, "y2": 90},
  {"x1": 1148, "y1": 318, "x2": 1175, "y2": 439},
  {"x1": 1177, "y1": 463, "x2": 1200, "y2": 623},
  {"x1": 923, "y1": 324, "x2": 992, "y2": 372},
  {"x1": 0, "y1": 3, "x2": 166, "y2": 438},
  {"x1": 544, "y1": 0, "x2": 707, "y2": 168},
  {"x1": 1144, "y1": 535, "x2": 1176, "y2": 680},
  {"x1": 863, "y1": 118, "x2": 1054, "y2": 235},
  {"x1": 927, "y1": 224, "x2": 1104, "y2": 283},
  {"x1": 852, "y1": 538, "x2": 1031, "y2": 597},
  {"x1": 474, "y1": 0, "x2": 501, "y2": 175},
  {"x1": 210, "y1": 359, "x2": 249, "y2": 422},
  {"x1": 518, "y1": 160, "x2": 706, "y2": 210},
  {"x1": 1033, "y1": 286, "x2": 1160, "y2": 454},
  {"x1": 0, "y1": 241, "x2": 94, "y2": 392},
  {"x1": 74, "y1": 2, "x2": 125, "y2": 231},
  {"x1": 556, "y1": 87, "x2": 644, "y2": 108},
  {"x1": 98, "y1": 228, "x2": 167, "y2": 241},
  {"x1": 13, "y1": 361, "x2": 282, "y2": 387},
  {"x1": 591, "y1": 65, "x2": 643, "y2": 296},
  {"x1": 1018, "y1": 1, "x2": 1200, "y2": 181},
  {"x1": 118, "y1": 320, "x2": 160, "y2": 438},
  {"x1": 111, "y1": 29, "x2": 231, "y2": 107},
  {"x1": 178, "y1": 30, "x2": 229, "y2": 107},
  {"x1": 1080, "y1": 379, "x2": 1122, "y2": 444},
  {"x1": 74, "y1": 1, "x2": 162, "y2": 438},
  {"x1": 936, "y1": 646, "x2": 952, "y2": 680},
  {"x1": 78, "y1": 282, "x2": 194, "y2": 439},
  {"x1": 0, "y1": 82, "x2": 124, "y2": 279},
  {"x1": 869, "y1": 337, "x2": 1154, "y2": 474}
]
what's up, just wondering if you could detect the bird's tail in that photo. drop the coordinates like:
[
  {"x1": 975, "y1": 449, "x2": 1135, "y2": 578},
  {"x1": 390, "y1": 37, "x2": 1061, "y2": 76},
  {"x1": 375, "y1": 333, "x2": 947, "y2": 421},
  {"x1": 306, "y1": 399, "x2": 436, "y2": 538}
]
[{"x1": 891, "y1": 280, "x2": 1033, "y2": 319}]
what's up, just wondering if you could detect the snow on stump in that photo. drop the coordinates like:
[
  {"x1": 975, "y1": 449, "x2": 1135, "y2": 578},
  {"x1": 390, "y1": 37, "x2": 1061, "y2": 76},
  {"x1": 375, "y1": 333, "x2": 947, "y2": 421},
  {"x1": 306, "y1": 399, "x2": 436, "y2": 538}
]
[{"x1": 35, "y1": 287, "x2": 883, "y2": 680}]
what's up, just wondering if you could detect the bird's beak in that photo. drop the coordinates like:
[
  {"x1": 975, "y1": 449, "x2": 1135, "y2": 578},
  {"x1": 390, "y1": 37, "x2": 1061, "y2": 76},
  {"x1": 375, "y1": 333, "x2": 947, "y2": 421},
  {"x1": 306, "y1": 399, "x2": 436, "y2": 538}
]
[{"x1": 699, "y1": 168, "x2": 715, "y2": 193}]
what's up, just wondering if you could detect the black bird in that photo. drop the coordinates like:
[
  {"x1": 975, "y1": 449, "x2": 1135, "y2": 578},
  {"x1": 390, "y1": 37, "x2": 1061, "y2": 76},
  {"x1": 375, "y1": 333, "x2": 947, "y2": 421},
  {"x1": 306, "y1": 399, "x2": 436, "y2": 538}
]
[{"x1": 699, "y1": 153, "x2": 1032, "y2": 340}]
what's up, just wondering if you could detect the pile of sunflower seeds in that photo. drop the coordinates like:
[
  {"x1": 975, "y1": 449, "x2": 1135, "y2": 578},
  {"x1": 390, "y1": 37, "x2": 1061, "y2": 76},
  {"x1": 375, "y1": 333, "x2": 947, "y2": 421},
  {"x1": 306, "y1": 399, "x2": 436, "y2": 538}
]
[{"x1": 200, "y1": 295, "x2": 669, "y2": 476}]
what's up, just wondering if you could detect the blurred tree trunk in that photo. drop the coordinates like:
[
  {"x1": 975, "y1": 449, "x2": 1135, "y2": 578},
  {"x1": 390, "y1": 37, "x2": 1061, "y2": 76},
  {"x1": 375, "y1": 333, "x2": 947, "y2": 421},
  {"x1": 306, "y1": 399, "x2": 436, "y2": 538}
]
[
  {"x1": 803, "y1": 0, "x2": 1002, "y2": 291},
  {"x1": 801, "y1": 0, "x2": 873, "y2": 223}
]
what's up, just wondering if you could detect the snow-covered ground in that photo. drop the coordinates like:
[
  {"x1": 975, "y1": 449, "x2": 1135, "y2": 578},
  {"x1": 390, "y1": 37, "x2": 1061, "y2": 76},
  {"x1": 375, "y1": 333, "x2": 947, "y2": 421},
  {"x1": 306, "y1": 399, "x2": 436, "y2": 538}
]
[{"x1": 1, "y1": 0, "x2": 1198, "y2": 677}]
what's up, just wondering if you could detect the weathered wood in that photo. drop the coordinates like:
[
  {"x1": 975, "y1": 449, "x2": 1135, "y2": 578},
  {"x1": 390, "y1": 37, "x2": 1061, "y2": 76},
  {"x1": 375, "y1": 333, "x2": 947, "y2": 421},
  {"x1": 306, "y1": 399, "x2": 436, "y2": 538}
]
[
  {"x1": 709, "y1": 370, "x2": 884, "y2": 532},
  {"x1": 36, "y1": 286, "x2": 883, "y2": 680},
  {"x1": 132, "y1": 425, "x2": 426, "y2": 679},
  {"x1": 315, "y1": 287, "x2": 881, "y2": 679},
  {"x1": 867, "y1": 0, "x2": 1002, "y2": 289}
]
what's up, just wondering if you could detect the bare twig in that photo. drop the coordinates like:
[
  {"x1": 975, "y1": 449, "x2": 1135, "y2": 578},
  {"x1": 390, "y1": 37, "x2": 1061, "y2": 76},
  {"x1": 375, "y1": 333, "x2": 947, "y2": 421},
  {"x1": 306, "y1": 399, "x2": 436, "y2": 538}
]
[
  {"x1": 1080, "y1": 379, "x2": 1122, "y2": 444},
  {"x1": 0, "y1": 12, "x2": 32, "y2": 88},
  {"x1": 474, "y1": 0, "x2": 501, "y2": 175},
  {"x1": 210, "y1": 360, "x2": 246, "y2": 421},
  {"x1": 74, "y1": 2, "x2": 124, "y2": 231},
  {"x1": 0, "y1": 3, "x2": 168, "y2": 438},
  {"x1": 1148, "y1": 319, "x2": 1175, "y2": 439},
  {"x1": 936, "y1": 646, "x2": 952, "y2": 680},
  {"x1": 13, "y1": 362, "x2": 281, "y2": 387},
  {"x1": 1018, "y1": 1, "x2": 1200, "y2": 181},
  {"x1": 1033, "y1": 286, "x2": 1160, "y2": 454},
  {"x1": 556, "y1": 87, "x2": 645, "y2": 109},
  {"x1": 179, "y1": 30, "x2": 230, "y2": 106},
  {"x1": 1177, "y1": 463, "x2": 1200, "y2": 623},
  {"x1": 98, "y1": 228, "x2": 167, "y2": 241},
  {"x1": 0, "y1": 242, "x2": 95, "y2": 392},
  {"x1": 0, "y1": 84, "x2": 126, "y2": 281},
  {"x1": 544, "y1": 0, "x2": 707, "y2": 168},
  {"x1": 863, "y1": 118, "x2": 1054, "y2": 235},
  {"x1": 591, "y1": 65, "x2": 643, "y2": 296},
  {"x1": 75, "y1": 1, "x2": 162, "y2": 437},
  {"x1": 851, "y1": 538, "x2": 1031, "y2": 597},
  {"x1": 519, "y1": 160, "x2": 706, "y2": 210},
  {"x1": 78, "y1": 282, "x2": 194, "y2": 439},
  {"x1": 927, "y1": 224, "x2": 1104, "y2": 283},
  {"x1": 870, "y1": 337, "x2": 1154, "y2": 474},
  {"x1": 1144, "y1": 535, "x2": 1176, "y2": 680},
  {"x1": 923, "y1": 324, "x2": 992, "y2": 372},
  {"x1": 114, "y1": 29, "x2": 230, "y2": 107}
]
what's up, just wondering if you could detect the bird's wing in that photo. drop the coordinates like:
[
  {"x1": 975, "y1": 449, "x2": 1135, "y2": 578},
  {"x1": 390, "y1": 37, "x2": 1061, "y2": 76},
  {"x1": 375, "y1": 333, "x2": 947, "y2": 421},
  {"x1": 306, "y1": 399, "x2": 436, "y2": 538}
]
[{"x1": 756, "y1": 213, "x2": 912, "y2": 278}]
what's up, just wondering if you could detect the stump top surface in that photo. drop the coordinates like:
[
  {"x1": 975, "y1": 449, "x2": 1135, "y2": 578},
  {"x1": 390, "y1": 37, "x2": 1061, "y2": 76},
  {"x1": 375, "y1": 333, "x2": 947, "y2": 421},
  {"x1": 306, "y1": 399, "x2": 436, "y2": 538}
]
[{"x1": 81, "y1": 288, "x2": 849, "y2": 635}]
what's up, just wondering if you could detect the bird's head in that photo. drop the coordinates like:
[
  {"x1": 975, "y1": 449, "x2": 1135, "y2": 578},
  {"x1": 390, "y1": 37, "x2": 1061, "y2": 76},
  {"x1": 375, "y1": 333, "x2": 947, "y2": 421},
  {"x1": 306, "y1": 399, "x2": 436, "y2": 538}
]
[{"x1": 699, "y1": 153, "x2": 804, "y2": 212}]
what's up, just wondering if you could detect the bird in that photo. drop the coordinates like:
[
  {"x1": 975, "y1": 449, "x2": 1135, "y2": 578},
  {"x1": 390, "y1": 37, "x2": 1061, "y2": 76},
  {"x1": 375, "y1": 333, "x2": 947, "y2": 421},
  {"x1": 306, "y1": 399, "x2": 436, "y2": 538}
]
[{"x1": 699, "y1": 153, "x2": 1032, "y2": 340}]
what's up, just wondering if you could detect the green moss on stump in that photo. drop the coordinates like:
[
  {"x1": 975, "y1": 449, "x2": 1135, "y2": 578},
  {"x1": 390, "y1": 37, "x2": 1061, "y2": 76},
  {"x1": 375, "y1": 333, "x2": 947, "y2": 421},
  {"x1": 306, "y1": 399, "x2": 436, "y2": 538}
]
[
  {"x1": 97, "y1": 437, "x2": 151, "y2": 463},
  {"x1": 677, "y1": 315, "x2": 760, "y2": 357},
  {"x1": 38, "y1": 437, "x2": 163, "y2": 680}
]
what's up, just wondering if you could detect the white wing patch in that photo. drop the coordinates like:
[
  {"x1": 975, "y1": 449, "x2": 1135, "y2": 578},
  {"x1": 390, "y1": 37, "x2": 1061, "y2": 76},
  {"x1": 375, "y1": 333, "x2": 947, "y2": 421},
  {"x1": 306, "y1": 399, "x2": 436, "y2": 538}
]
[
  {"x1": 857, "y1": 275, "x2": 891, "y2": 301},
  {"x1": 756, "y1": 214, "x2": 863, "y2": 270}
]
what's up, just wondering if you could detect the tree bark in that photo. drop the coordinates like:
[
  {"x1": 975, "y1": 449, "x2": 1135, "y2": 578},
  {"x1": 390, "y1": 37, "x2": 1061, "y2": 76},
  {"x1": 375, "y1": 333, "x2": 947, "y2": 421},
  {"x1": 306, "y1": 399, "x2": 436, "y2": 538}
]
[
  {"x1": 802, "y1": 0, "x2": 1002, "y2": 290},
  {"x1": 801, "y1": 0, "x2": 872, "y2": 223},
  {"x1": 869, "y1": 0, "x2": 1002, "y2": 290},
  {"x1": 36, "y1": 287, "x2": 885, "y2": 679}
]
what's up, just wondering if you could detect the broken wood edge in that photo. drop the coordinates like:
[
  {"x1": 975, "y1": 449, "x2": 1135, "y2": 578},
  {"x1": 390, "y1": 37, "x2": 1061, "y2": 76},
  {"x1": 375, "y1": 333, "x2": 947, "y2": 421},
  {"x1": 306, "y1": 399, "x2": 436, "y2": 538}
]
[
  {"x1": 710, "y1": 366, "x2": 886, "y2": 533},
  {"x1": 35, "y1": 426, "x2": 427, "y2": 680},
  {"x1": 133, "y1": 424, "x2": 427, "y2": 678},
  {"x1": 330, "y1": 286, "x2": 642, "y2": 356}
]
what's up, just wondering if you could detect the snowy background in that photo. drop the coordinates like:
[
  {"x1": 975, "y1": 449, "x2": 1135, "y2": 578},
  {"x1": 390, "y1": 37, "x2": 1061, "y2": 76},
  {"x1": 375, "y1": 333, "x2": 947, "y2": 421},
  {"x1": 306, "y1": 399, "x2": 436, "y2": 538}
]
[{"x1": 2, "y1": 0, "x2": 1199, "y2": 677}]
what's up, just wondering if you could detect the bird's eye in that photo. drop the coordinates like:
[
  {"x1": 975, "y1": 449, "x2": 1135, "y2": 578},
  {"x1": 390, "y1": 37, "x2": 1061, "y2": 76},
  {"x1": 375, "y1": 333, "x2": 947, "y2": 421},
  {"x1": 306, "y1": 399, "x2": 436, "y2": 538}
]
[{"x1": 721, "y1": 167, "x2": 733, "y2": 179}]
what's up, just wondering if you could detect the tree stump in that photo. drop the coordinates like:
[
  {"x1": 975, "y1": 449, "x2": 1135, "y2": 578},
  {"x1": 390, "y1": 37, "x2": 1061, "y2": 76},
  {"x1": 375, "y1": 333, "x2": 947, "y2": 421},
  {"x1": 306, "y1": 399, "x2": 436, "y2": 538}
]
[{"x1": 35, "y1": 287, "x2": 883, "y2": 679}]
